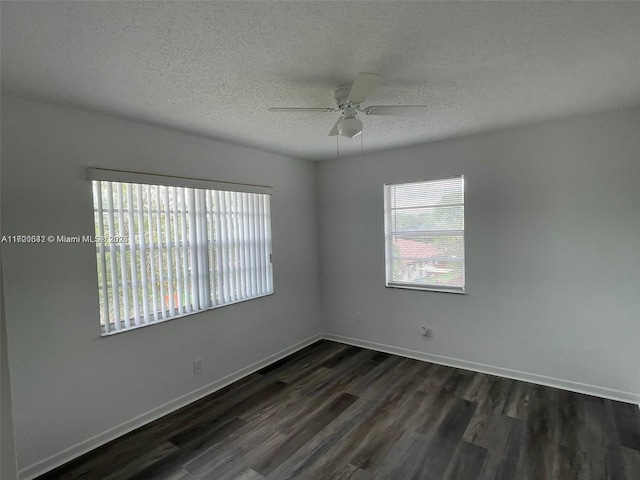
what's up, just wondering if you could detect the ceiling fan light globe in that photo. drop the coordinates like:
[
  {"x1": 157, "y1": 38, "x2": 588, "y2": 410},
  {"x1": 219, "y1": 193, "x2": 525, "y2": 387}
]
[{"x1": 337, "y1": 117, "x2": 363, "y2": 138}]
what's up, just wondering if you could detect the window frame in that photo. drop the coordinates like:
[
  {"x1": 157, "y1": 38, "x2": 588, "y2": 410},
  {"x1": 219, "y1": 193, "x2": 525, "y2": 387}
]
[
  {"x1": 88, "y1": 168, "x2": 274, "y2": 336},
  {"x1": 384, "y1": 175, "x2": 465, "y2": 294}
]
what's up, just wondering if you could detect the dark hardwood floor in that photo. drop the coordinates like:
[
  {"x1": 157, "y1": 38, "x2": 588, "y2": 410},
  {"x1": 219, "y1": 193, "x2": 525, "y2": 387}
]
[{"x1": 37, "y1": 340, "x2": 640, "y2": 479}]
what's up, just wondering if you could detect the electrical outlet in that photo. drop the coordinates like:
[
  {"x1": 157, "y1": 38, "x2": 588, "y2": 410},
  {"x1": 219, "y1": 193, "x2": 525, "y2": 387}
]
[
  {"x1": 193, "y1": 359, "x2": 203, "y2": 375},
  {"x1": 420, "y1": 327, "x2": 432, "y2": 341}
]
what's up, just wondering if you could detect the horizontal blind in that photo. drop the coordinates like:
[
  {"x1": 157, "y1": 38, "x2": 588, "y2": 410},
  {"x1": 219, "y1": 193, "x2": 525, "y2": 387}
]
[
  {"x1": 92, "y1": 178, "x2": 273, "y2": 335},
  {"x1": 384, "y1": 176, "x2": 465, "y2": 293}
]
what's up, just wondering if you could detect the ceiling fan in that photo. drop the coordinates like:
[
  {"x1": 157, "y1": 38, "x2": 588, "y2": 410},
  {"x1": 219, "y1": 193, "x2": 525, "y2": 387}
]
[{"x1": 268, "y1": 73, "x2": 428, "y2": 138}]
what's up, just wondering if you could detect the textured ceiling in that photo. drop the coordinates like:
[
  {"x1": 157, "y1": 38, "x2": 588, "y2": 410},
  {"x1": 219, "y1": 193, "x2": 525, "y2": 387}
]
[{"x1": 2, "y1": 1, "x2": 639, "y2": 161}]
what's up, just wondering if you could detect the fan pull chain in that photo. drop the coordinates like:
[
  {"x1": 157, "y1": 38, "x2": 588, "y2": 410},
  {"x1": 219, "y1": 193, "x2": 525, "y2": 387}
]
[
  {"x1": 361, "y1": 130, "x2": 364, "y2": 159},
  {"x1": 336, "y1": 135, "x2": 339, "y2": 156}
]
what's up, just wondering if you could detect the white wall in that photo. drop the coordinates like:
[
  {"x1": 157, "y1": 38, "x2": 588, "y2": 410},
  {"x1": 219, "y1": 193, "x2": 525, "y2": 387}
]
[
  {"x1": 1, "y1": 105, "x2": 19, "y2": 479},
  {"x1": 317, "y1": 108, "x2": 640, "y2": 403},
  {"x1": 1, "y1": 96, "x2": 322, "y2": 477},
  {"x1": 1, "y1": 263, "x2": 18, "y2": 480}
]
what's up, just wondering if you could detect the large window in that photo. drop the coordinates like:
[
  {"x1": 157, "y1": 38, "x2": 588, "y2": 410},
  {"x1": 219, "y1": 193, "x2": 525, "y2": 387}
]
[
  {"x1": 89, "y1": 169, "x2": 273, "y2": 335},
  {"x1": 384, "y1": 176, "x2": 465, "y2": 293}
]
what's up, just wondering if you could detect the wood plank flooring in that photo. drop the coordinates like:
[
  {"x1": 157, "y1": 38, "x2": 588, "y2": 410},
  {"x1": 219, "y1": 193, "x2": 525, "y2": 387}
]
[{"x1": 36, "y1": 340, "x2": 640, "y2": 480}]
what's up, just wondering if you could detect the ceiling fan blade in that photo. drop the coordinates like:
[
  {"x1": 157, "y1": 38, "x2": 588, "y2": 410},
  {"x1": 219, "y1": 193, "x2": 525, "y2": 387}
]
[
  {"x1": 328, "y1": 119, "x2": 340, "y2": 136},
  {"x1": 363, "y1": 105, "x2": 429, "y2": 117},
  {"x1": 268, "y1": 107, "x2": 336, "y2": 113},
  {"x1": 347, "y1": 73, "x2": 381, "y2": 104}
]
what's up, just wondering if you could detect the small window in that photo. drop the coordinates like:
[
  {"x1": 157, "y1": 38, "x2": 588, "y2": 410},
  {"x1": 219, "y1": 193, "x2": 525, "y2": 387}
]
[
  {"x1": 384, "y1": 176, "x2": 465, "y2": 293},
  {"x1": 90, "y1": 169, "x2": 273, "y2": 335}
]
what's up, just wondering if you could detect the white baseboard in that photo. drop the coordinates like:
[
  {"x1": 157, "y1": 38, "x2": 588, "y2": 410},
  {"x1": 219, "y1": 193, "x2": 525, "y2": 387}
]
[
  {"x1": 322, "y1": 333, "x2": 640, "y2": 406},
  {"x1": 18, "y1": 333, "x2": 322, "y2": 480}
]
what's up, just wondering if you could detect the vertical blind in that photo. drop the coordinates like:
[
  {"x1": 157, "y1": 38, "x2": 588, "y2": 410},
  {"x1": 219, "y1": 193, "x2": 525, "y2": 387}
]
[
  {"x1": 384, "y1": 176, "x2": 465, "y2": 293},
  {"x1": 90, "y1": 171, "x2": 273, "y2": 335}
]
